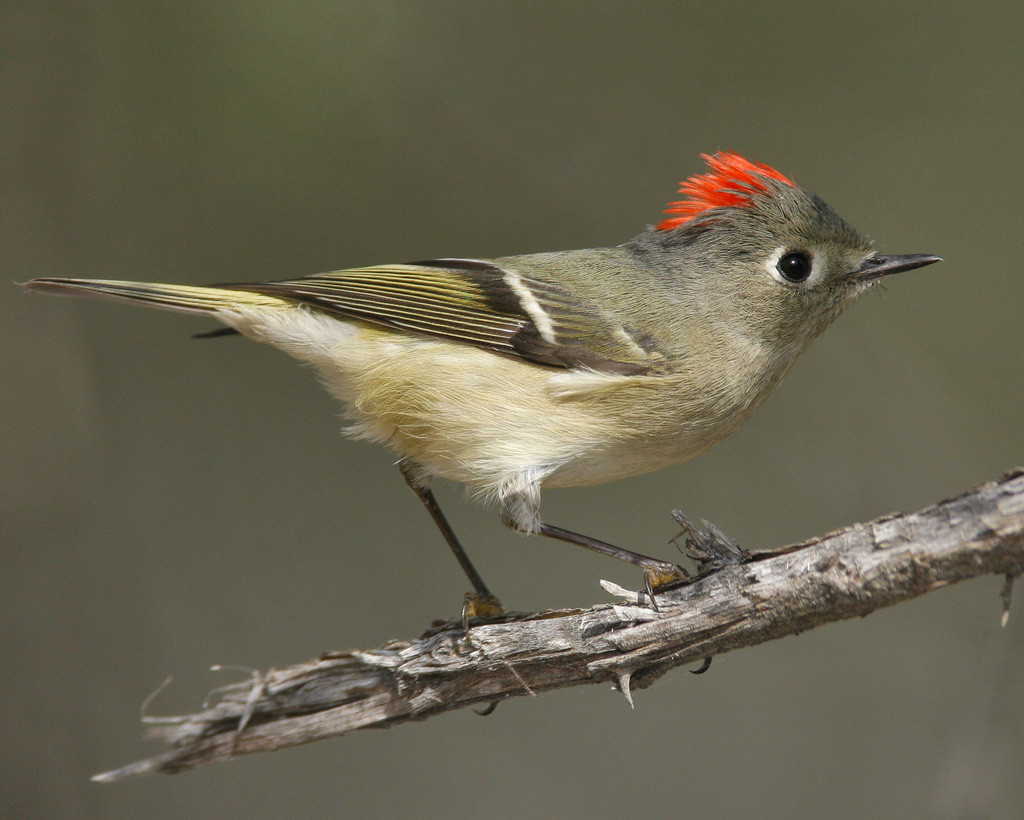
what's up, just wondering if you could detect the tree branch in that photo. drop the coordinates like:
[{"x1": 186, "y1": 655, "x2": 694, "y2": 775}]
[{"x1": 94, "y1": 469, "x2": 1024, "y2": 782}]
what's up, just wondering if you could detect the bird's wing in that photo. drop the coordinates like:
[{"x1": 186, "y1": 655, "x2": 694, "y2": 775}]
[{"x1": 228, "y1": 258, "x2": 665, "y2": 375}]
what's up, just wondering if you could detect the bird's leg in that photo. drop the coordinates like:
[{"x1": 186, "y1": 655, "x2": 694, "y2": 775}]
[
  {"x1": 537, "y1": 523, "x2": 686, "y2": 611},
  {"x1": 398, "y1": 461, "x2": 504, "y2": 619},
  {"x1": 498, "y1": 474, "x2": 685, "y2": 610}
]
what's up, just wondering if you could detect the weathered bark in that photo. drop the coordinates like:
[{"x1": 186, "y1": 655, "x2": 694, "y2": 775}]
[{"x1": 94, "y1": 469, "x2": 1024, "y2": 782}]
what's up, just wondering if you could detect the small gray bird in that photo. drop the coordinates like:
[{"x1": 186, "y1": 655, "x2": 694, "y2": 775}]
[{"x1": 23, "y1": 152, "x2": 940, "y2": 616}]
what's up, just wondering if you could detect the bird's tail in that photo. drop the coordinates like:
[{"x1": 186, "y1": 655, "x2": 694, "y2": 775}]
[{"x1": 20, "y1": 278, "x2": 288, "y2": 316}]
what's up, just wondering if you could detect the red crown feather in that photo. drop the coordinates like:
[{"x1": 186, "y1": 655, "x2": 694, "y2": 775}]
[{"x1": 656, "y1": 152, "x2": 795, "y2": 231}]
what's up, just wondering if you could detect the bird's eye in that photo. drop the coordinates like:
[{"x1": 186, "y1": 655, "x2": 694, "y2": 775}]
[{"x1": 777, "y1": 251, "x2": 812, "y2": 283}]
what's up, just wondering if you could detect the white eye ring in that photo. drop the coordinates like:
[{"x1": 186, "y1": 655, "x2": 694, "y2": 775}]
[{"x1": 767, "y1": 246, "x2": 818, "y2": 286}]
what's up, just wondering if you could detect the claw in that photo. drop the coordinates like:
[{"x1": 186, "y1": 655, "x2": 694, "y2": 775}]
[
  {"x1": 460, "y1": 592, "x2": 505, "y2": 642},
  {"x1": 642, "y1": 562, "x2": 687, "y2": 610},
  {"x1": 690, "y1": 657, "x2": 713, "y2": 674},
  {"x1": 642, "y1": 573, "x2": 660, "y2": 611}
]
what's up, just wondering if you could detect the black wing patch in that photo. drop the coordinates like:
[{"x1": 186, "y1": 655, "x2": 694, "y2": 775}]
[{"x1": 223, "y1": 259, "x2": 663, "y2": 375}]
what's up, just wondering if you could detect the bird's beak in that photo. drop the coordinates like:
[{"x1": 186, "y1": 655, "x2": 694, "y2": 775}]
[{"x1": 850, "y1": 253, "x2": 943, "y2": 282}]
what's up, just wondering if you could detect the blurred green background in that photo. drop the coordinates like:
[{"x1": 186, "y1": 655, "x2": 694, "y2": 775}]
[{"x1": 4, "y1": 2, "x2": 1023, "y2": 818}]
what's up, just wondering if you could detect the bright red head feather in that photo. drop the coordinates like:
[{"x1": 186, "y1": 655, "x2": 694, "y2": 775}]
[{"x1": 656, "y1": 152, "x2": 795, "y2": 231}]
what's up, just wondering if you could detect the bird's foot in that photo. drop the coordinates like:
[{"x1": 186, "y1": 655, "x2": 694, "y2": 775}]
[
  {"x1": 460, "y1": 592, "x2": 506, "y2": 637},
  {"x1": 641, "y1": 560, "x2": 688, "y2": 611},
  {"x1": 462, "y1": 592, "x2": 505, "y2": 621}
]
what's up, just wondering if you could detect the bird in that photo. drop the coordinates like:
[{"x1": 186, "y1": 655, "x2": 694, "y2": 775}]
[{"x1": 22, "y1": 151, "x2": 940, "y2": 616}]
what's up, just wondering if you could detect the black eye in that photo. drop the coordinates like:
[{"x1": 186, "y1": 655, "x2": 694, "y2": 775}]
[{"x1": 777, "y1": 251, "x2": 812, "y2": 283}]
